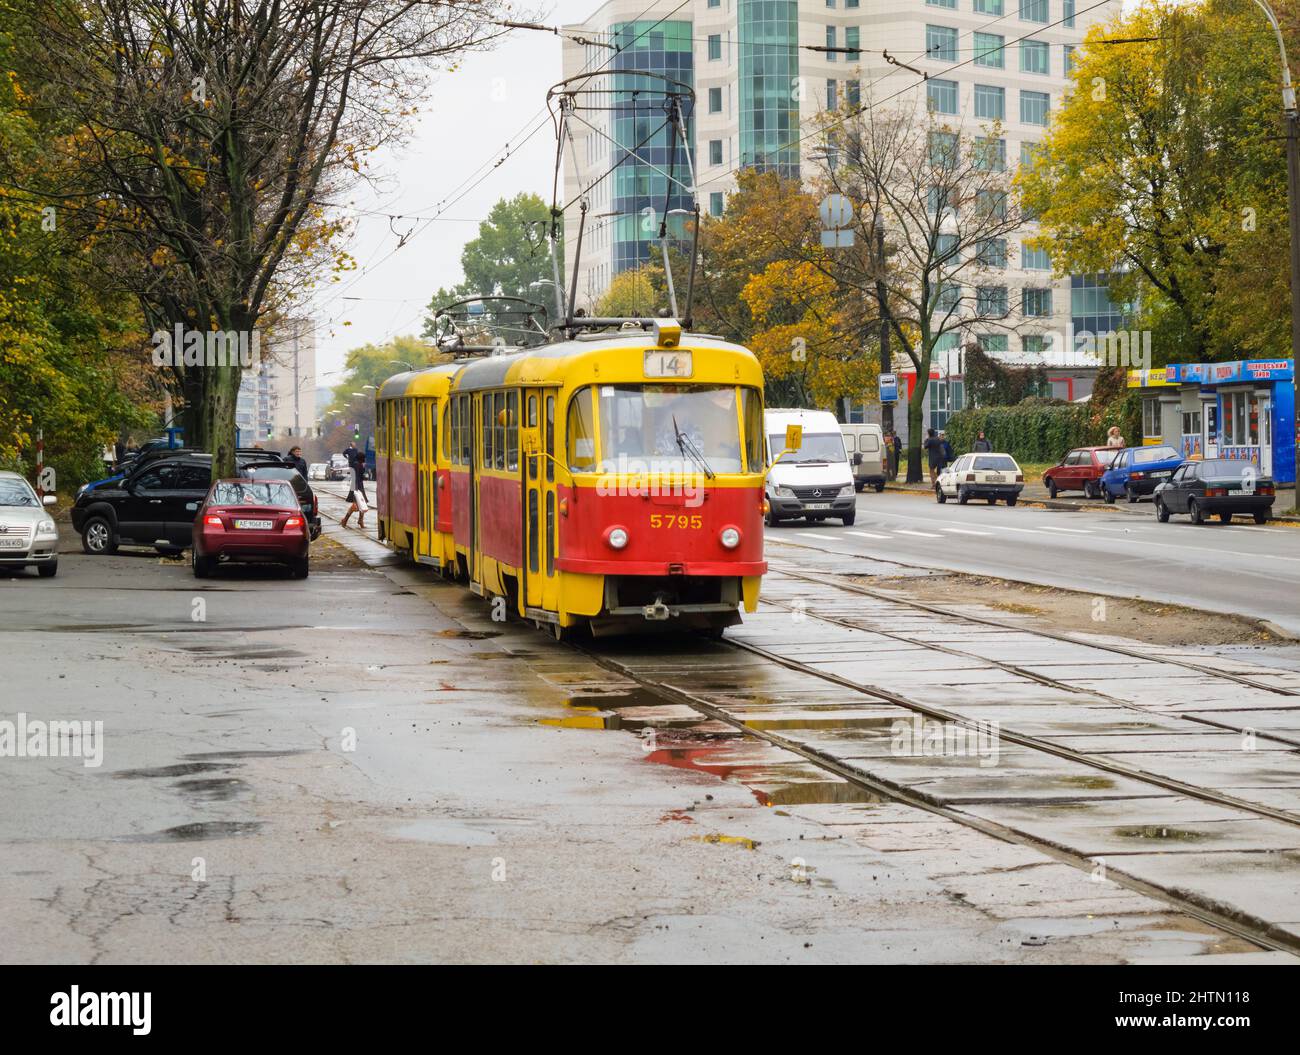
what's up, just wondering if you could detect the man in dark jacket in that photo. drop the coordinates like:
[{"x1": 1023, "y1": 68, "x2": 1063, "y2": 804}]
[
  {"x1": 889, "y1": 431, "x2": 902, "y2": 480},
  {"x1": 286, "y1": 446, "x2": 309, "y2": 478},
  {"x1": 940, "y1": 431, "x2": 954, "y2": 466},
  {"x1": 923, "y1": 428, "x2": 944, "y2": 484}
]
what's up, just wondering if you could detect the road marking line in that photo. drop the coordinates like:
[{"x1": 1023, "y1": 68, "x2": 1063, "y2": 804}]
[
  {"x1": 894, "y1": 529, "x2": 942, "y2": 538},
  {"x1": 1038, "y1": 525, "x2": 1093, "y2": 534},
  {"x1": 798, "y1": 532, "x2": 843, "y2": 541},
  {"x1": 847, "y1": 530, "x2": 892, "y2": 539},
  {"x1": 940, "y1": 527, "x2": 992, "y2": 536}
]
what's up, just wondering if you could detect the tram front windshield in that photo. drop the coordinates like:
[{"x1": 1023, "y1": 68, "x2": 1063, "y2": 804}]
[{"x1": 593, "y1": 384, "x2": 744, "y2": 473}]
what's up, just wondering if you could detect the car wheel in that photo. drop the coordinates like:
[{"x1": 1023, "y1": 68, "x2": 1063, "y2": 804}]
[
  {"x1": 1218, "y1": 512, "x2": 1233, "y2": 524},
  {"x1": 765, "y1": 511, "x2": 782, "y2": 527},
  {"x1": 37, "y1": 560, "x2": 57, "y2": 578},
  {"x1": 1084, "y1": 480, "x2": 1099, "y2": 499},
  {"x1": 958, "y1": 488, "x2": 969, "y2": 505},
  {"x1": 874, "y1": 482, "x2": 885, "y2": 493},
  {"x1": 841, "y1": 511, "x2": 856, "y2": 526},
  {"x1": 1254, "y1": 511, "x2": 1268, "y2": 524},
  {"x1": 936, "y1": 485, "x2": 947, "y2": 504},
  {"x1": 1104, "y1": 487, "x2": 1116, "y2": 504},
  {"x1": 987, "y1": 496, "x2": 997, "y2": 505},
  {"x1": 1006, "y1": 496, "x2": 1017, "y2": 507},
  {"x1": 192, "y1": 548, "x2": 212, "y2": 578},
  {"x1": 1046, "y1": 479, "x2": 1058, "y2": 499},
  {"x1": 1156, "y1": 498, "x2": 1170, "y2": 522},
  {"x1": 1126, "y1": 486, "x2": 1138, "y2": 504},
  {"x1": 289, "y1": 557, "x2": 309, "y2": 579},
  {"x1": 81, "y1": 515, "x2": 117, "y2": 555},
  {"x1": 1189, "y1": 498, "x2": 1204, "y2": 525}
]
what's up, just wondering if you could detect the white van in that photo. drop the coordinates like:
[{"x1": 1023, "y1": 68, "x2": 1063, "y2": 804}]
[
  {"x1": 841, "y1": 423, "x2": 886, "y2": 492},
  {"x1": 764, "y1": 409, "x2": 856, "y2": 526}
]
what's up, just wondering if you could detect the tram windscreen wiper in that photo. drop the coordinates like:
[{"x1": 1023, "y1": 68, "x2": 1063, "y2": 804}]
[{"x1": 673, "y1": 415, "x2": 715, "y2": 479}]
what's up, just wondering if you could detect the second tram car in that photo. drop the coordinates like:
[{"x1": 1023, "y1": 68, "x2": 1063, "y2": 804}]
[{"x1": 375, "y1": 320, "x2": 767, "y2": 636}]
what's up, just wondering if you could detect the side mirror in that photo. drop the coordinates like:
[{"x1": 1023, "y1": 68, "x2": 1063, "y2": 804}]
[
  {"x1": 42, "y1": 494, "x2": 57, "y2": 507},
  {"x1": 785, "y1": 424, "x2": 803, "y2": 451}
]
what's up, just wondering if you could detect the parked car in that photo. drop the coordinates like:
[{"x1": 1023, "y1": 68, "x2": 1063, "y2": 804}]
[
  {"x1": 241, "y1": 461, "x2": 322, "y2": 540},
  {"x1": 1100, "y1": 445, "x2": 1183, "y2": 503},
  {"x1": 840, "y1": 423, "x2": 887, "y2": 493},
  {"x1": 1154, "y1": 459, "x2": 1274, "y2": 525},
  {"x1": 192, "y1": 478, "x2": 310, "y2": 578},
  {"x1": 327, "y1": 454, "x2": 351, "y2": 481},
  {"x1": 72, "y1": 455, "x2": 214, "y2": 555},
  {"x1": 0, "y1": 471, "x2": 60, "y2": 577},
  {"x1": 764, "y1": 408, "x2": 856, "y2": 526},
  {"x1": 308, "y1": 462, "x2": 327, "y2": 481},
  {"x1": 1042, "y1": 446, "x2": 1120, "y2": 499},
  {"x1": 936, "y1": 453, "x2": 1025, "y2": 505}
]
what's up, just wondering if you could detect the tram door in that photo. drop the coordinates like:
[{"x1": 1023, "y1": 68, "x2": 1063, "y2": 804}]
[
  {"x1": 415, "y1": 398, "x2": 435, "y2": 562},
  {"x1": 523, "y1": 388, "x2": 561, "y2": 614}
]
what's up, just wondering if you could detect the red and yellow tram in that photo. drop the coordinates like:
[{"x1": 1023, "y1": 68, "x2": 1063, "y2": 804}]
[{"x1": 375, "y1": 320, "x2": 767, "y2": 637}]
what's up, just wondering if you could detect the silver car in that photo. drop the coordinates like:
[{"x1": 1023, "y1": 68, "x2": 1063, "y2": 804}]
[{"x1": 0, "y1": 471, "x2": 60, "y2": 577}]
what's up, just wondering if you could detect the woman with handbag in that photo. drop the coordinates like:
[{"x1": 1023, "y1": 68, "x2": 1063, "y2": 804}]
[{"x1": 340, "y1": 459, "x2": 369, "y2": 530}]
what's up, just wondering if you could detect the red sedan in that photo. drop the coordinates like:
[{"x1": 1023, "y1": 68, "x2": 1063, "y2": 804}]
[
  {"x1": 192, "y1": 478, "x2": 310, "y2": 578},
  {"x1": 1042, "y1": 446, "x2": 1120, "y2": 499}
]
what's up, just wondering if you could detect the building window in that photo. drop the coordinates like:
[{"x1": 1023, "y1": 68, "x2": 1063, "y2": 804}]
[
  {"x1": 709, "y1": 192, "x2": 724, "y2": 217},
  {"x1": 929, "y1": 130, "x2": 959, "y2": 166},
  {"x1": 847, "y1": 79, "x2": 861, "y2": 105},
  {"x1": 1020, "y1": 40, "x2": 1049, "y2": 76},
  {"x1": 928, "y1": 186, "x2": 955, "y2": 217},
  {"x1": 974, "y1": 84, "x2": 1005, "y2": 121},
  {"x1": 976, "y1": 238, "x2": 1008, "y2": 268},
  {"x1": 847, "y1": 0, "x2": 859, "y2": 7},
  {"x1": 826, "y1": 26, "x2": 837, "y2": 61},
  {"x1": 1020, "y1": 141, "x2": 1040, "y2": 168},
  {"x1": 927, "y1": 78, "x2": 958, "y2": 114},
  {"x1": 1063, "y1": 0, "x2": 1076, "y2": 27},
  {"x1": 1020, "y1": 0, "x2": 1048, "y2": 23},
  {"x1": 1022, "y1": 334, "x2": 1049, "y2": 354},
  {"x1": 827, "y1": 0, "x2": 836, "y2": 6},
  {"x1": 936, "y1": 232, "x2": 959, "y2": 263},
  {"x1": 936, "y1": 283, "x2": 961, "y2": 311},
  {"x1": 1064, "y1": 45, "x2": 1077, "y2": 75},
  {"x1": 925, "y1": 25, "x2": 958, "y2": 63},
  {"x1": 1020, "y1": 90, "x2": 1050, "y2": 126},
  {"x1": 826, "y1": 79, "x2": 838, "y2": 109},
  {"x1": 1023, "y1": 287, "x2": 1052, "y2": 316},
  {"x1": 927, "y1": 0, "x2": 957, "y2": 6},
  {"x1": 974, "y1": 136, "x2": 1006, "y2": 171},
  {"x1": 846, "y1": 26, "x2": 860, "y2": 60},
  {"x1": 1022, "y1": 244, "x2": 1050, "y2": 269},
  {"x1": 708, "y1": 86, "x2": 722, "y2": 113},
  {"x1": 708, "y1": 34, "x2": 722, "y2": 61},
  {"x1": 974, "y1": 32, "x2": 1005, "y2": 69},
  {"x1": 977, "y1": 286, "x2": 1009, "y2": 315},
  {"x1": 1142, "y1": 398, "x2": 1161, "y2": 440},
  {"x1": 709, "y1": 139, "x2": 723, "y2": 165}
]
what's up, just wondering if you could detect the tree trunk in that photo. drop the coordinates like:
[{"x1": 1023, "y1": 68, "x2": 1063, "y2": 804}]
[
  {"x1": 202, "y1": 363, "x2": 242, "y2": 481},
  {"x1": 906, "y1": 376, "x2": 927, "y2": 483}
]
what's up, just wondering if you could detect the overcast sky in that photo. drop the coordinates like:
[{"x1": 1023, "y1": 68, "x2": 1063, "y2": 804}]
[{"x1": 307, "y1": 2, "x2": 595, "y2": 384}]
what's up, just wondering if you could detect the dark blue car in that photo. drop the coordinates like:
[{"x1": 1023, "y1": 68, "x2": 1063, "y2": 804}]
[{"x1": 1100, "y1": 444, "x2": 1183, "y2": 503}]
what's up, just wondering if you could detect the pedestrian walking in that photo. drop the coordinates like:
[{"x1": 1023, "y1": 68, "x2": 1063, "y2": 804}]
[
  {"x1": 923, "y1": 428, "x2": 944, "y2": 485},
  {"x1": 340, "y1": 458, "x2": 369, "y2": 530},
  {"x1": 940, "y1": 430, "x2": 954, "y2": 466},
  {"x1": 1106, "y1": 426, "x2": 1126, "y2": 448},
  {"x1": 889, "y1": 431, "x2": 902, "y2": 480},
  {"x1": 973, "y1": 430, "x2": 992, "y2": 453},
  {"x1": 286, "y1": 446, "x2": 308, "y2": 478}
]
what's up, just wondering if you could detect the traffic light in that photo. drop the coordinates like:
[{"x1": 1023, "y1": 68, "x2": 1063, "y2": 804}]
[{"x1": 353, "y1": 423, "x2": 360, "y2": 442}]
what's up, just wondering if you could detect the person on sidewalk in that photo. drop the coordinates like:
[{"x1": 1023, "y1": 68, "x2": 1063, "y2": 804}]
[
  {"x1": 1106, "y1": 425, "x2": 1126, "y2": 448},
  {"x1": 940, "y1": 431, "x2": 954, "y2": 466},
  {"x1": 340, "y1": 459, "x2": 369, "y2": 530},
  {"x1": 973, "y1": 431, "x2": 992, "y2": 453},
  {"x1": 285, "y1": 446, "x2": 308, "y2": 478},
  {"x1": 889, "y1": 430, "x2": 902, "y2": 480},
  {"x1": 923, "y1": 428, "x2": 944, "y2": 485}
]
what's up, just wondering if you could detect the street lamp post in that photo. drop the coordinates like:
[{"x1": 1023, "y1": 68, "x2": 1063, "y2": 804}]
[{"x1": 1252, "y1": 0, "x2": 1300, "y2": 487}]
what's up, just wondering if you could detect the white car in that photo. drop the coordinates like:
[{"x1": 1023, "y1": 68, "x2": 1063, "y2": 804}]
[
  {"x1": 0, "y1": 471, "x2": 60, "y2": 577},
  {"x1": 308, "y1": 462, "x2": 327, "y2": 481},
  {"x1": 936, "y1": 452, "x2": 1024, "y2": 506}
]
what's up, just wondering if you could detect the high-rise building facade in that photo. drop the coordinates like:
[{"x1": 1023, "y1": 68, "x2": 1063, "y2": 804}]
[
  {"x1": 235, "y1": 317, "x2": 318, "y2": 443},
  {"x1": 561, "y1": 0, "x2": 1125, "y2": 385}
]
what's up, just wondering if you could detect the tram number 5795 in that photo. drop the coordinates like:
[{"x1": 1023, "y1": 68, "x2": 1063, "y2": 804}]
[{"x1": 649, "y1": 514, "x2": 703, "y2": 530}]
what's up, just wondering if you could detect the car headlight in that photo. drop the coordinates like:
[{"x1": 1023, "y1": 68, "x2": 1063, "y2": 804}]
[
  {"x1": 772, "y1": 485, "x2": 793, "y2": 498},
  {"x1": 719, "y1": 526, "x2": 741, "y2": 550},
  {"x1": 77, "y1": 484, "x2": 88, "y2": 497},
  {"x1": 36, "y1": 520, "x2": 57, "y2": 536},
  {"x1": 839, "y1": 485, "x2": 856, "y2": 497},
  {"x1": 606, "y1": 526, "x2": 629, "y2": 550}
]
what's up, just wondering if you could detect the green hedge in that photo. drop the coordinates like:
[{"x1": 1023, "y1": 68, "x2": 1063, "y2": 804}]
[{"x1": 945, "y1": 402, "x2": 1106, "y2": 463}]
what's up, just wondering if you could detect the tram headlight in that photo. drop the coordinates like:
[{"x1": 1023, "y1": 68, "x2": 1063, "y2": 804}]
[
  {"x1": 605, "y1": 526, "x2": 629, "y2": 550},
  {"x1": 719, "y1": 526, "x2": 741, "y2": 550}
]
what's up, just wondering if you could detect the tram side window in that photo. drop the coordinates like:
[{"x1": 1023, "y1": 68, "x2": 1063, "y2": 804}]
[
  {"x1": 459, "y1": 395, "x2": 472, "y2": 464},
  {"x1": 494, "y1": 391, "x2": 507, "y2": 470},
  {"x1": 430, "y1": 400, "x2": 438, "y2": 462},
  {"x1": 546, "y1": 396, "x2": 555, "y2": 482},
  {"x1": 741, "y1": 387, "x2": 764, "y2": 471},
  {"x1": 406, "y1": 399, "x2": 414, "y2": 459},
  {"x1": 441, "y1": 401, "x2": 450, "y2": 461},
  {"x1": 376, "y1": 403, "x2": 385, "y2": 455},
  {"x1": 394, "y1": 402, "x2": 403, "y2": 459},
  {"x1": 480, "y1": 394, "x2": 493, "y2": 469},
  {"x1": 567, "y1": 387, "x2": 596, "y2": 471},
  {"x1": 449, "y1": 398, "x2": 458, "y2": 464},
  {"x1": 506, "y1": 391, "x2": 519, "y2": 472}
]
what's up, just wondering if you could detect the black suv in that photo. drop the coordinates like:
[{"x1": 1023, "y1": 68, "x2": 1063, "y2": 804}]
[{"x1": 73, "y1": 455, "x2": 215, "y2": 555}]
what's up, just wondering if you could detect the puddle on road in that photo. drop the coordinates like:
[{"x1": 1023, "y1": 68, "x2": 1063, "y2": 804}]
[
  {"x1": 113, "y1": 762, "x2": 236, "y2": 779},
  {"x1": 437, "y1": 629, "x2": 502, "y2": 639},
  {"x1": 183, "y1": 749, "x2": 307, "y2": 761},
  {"x1": 175, "y1": 778, "x2": 250, "y2": 802},
  {"x1": 127, "y1": 821, "x2": 263, "y2": 842},
  {"x1": 1114, "y1": 825, "x2": 1208, "y2": 842},
  {"x1": 1056, "y1": 774, "x2": 1117, "y2": 790}
]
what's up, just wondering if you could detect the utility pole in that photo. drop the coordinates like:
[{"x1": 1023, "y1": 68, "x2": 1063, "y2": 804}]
[{"x1": 875, "y1": 223, "x2": 893, "y2": 437}]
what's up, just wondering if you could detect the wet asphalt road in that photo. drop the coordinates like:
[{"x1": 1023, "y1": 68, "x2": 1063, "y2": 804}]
[{"x1": 767, "y1": 491, "x2": 1300, "y2": 633}]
